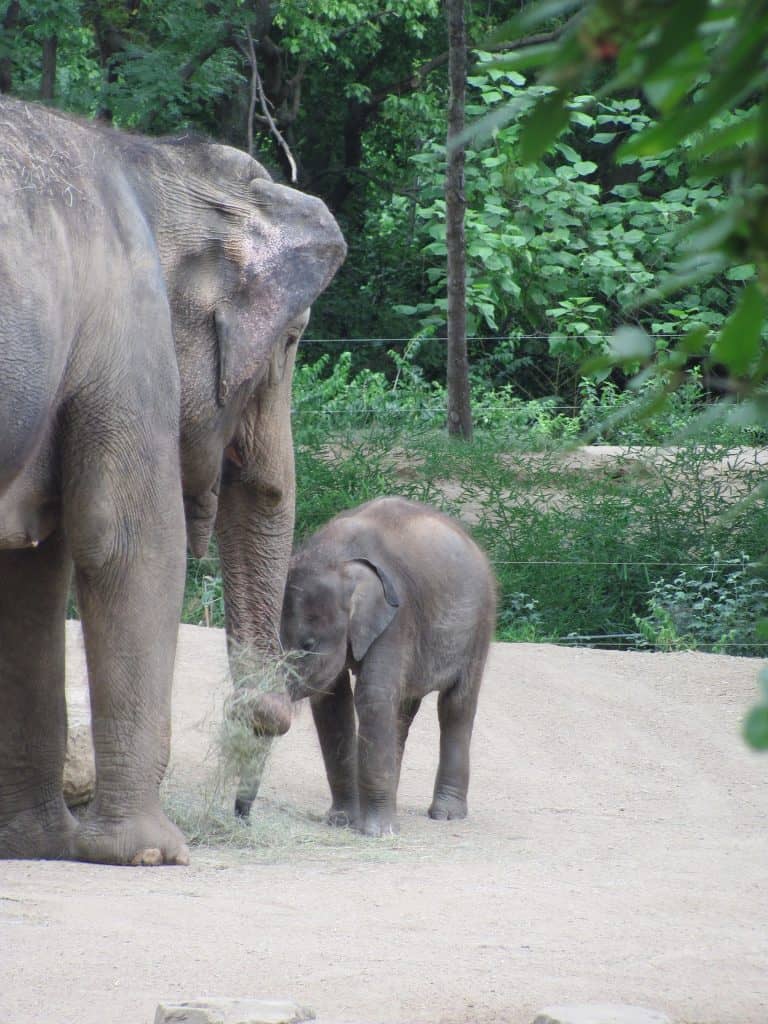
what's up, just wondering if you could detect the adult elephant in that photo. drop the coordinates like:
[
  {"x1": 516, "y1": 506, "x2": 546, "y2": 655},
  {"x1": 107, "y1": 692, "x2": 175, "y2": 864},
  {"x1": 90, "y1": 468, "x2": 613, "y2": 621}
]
[{"x1": 0, "y1": 97, "x2": 345, "y2": 865}]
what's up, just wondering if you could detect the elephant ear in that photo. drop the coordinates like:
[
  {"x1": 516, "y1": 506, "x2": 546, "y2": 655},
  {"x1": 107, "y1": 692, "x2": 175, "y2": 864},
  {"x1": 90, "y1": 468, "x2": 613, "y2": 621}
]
[
  {"x1": 343, "y1": 559, "x2": 401, "y2": 663},
  {"x1": 215, "y1": 178, "x2": 346, "y2": 405}
]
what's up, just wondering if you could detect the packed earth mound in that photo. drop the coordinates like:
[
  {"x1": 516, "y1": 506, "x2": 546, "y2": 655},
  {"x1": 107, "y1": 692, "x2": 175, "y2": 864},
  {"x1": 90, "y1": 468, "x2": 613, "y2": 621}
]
[{"x1": 0, "y1": 623, "x2": 765, "y2": 1024}]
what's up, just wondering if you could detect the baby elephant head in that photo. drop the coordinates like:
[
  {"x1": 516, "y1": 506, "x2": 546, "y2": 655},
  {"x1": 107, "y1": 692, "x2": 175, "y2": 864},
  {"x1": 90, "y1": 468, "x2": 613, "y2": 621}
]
[{"x1": 280, "y1": 558, "x2": 400, "y2": 700}]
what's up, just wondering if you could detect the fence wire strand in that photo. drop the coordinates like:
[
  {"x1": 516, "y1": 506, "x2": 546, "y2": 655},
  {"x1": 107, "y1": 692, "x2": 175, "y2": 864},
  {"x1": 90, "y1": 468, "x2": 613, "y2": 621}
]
[{"x1": 301, "y1": 333, "x2": 697, "y2": 345}]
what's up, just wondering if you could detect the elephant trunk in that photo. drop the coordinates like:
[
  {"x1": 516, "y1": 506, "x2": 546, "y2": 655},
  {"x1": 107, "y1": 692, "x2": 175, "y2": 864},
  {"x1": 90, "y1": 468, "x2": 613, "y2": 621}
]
[
  {"x1": 216, "y1": 476, "x2": 295, "y2": 738},
  {"x1": 213, "y1": 320, "x2": 306, "y2": 817},
  {"x1": 216, "y1": 473, "x2": 296, "y2": 819}
]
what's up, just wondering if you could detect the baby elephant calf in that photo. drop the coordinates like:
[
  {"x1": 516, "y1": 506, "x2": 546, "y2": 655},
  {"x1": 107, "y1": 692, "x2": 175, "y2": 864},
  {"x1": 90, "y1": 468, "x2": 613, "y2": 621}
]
[{"x1": 280, "y1": 496, "x2": 496, "y2": 836}]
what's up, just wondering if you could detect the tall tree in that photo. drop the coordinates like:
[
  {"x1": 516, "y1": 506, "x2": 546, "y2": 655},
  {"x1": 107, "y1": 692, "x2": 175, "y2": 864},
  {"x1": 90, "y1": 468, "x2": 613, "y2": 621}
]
[
  {"x1": 0, "y1": 0, "x2": 21, "y2": 94},
  {"x1": 40, "y1": 35, "x2": 57, "y2": 101},
  {"x1": 445, "y1": 0, "x2": 472, "y2": 440}
]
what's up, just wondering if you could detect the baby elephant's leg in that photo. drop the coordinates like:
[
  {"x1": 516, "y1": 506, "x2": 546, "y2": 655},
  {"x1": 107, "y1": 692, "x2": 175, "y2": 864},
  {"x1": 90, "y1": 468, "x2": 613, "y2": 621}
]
[
  {"x1": 429, "y1": 682, "x2": 479, "y2": 820},
  {"x1": 354, "y1": 673, "x2": 400, "y2": 837},
  {"x1": 311, "y1": 670, "x2": 358, "y2": 827}
]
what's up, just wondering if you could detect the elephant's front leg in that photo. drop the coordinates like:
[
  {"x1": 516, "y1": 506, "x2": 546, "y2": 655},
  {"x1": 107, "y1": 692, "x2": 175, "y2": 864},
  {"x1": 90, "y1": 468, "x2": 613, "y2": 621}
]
[
  {"x1": 0, "y1": 531, "x2": 78, "y2": 859},
  {"x1": 354, "y1": 659, "x2": 401, "y2": 837},
  {"x1": 311, "y1": 670, "x2": 358, "y2": 827},
  {"x1": 65, "y1": 438, "x2": 189, "y2": 866}
]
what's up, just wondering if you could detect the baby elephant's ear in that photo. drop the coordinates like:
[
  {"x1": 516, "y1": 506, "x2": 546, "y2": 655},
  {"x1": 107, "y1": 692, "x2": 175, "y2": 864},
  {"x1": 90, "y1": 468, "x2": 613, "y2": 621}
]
[{"x1": 343, "y1": 559, "x2": 401, "y2": 662}]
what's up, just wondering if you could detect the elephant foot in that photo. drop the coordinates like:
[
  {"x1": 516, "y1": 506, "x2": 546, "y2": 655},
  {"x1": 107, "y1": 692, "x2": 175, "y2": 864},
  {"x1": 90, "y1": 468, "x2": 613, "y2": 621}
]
[
  {"x1": 72, "y1": 806, "x2": 190, "y2": 866},
  {"x1": 358, "y1": 810, "x2": 399, "y2": 838},
  {"x1": 0, "y1": 798, "x2": 78, "y2": 860},
  {"x1": 428, "y1": 792, "x2": 468, "y2": 820},
  {"x1": 234, "y1": 796, "x2": 254, "y2": 820},
  {"x1": 326, "y1": 803, "x2": 358, "y2": 828}
]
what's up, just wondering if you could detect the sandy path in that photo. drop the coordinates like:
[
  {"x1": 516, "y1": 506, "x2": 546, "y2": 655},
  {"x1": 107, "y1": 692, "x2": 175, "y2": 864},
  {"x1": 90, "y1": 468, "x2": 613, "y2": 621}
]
[{"x1": 1, "y1": 623, "x2": 765, "y2": 1024}]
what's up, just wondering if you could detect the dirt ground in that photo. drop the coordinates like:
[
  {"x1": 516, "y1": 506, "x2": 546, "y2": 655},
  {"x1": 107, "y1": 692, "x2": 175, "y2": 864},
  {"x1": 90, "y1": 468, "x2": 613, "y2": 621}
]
[{"x1": 1, "y1": 622, "x2": 766, "y2": 1024}]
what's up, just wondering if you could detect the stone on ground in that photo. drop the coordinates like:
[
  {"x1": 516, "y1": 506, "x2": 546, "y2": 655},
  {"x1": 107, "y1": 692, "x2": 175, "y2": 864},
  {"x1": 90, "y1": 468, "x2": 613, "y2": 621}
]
[
  {"x1": 533, "y1": 1005, "x2": 672, "y2": 1024},
  {"x1": 63, "y1": 723, "x2": 95, "y2": 808},
  {"x1": 154, "y1": 997, "x2": 314, "y2": 1024}
]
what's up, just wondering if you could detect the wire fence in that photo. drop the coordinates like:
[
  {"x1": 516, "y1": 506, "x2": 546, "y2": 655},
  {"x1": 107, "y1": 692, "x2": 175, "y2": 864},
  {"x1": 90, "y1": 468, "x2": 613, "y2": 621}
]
[
  {"x1": 548, "y1": 636, "x2": 768, "y2": 650},
  {"x1": 300, "y1": 333, "x2": 696, "y2": 345},
  {"x1": 488, "y1": 559, "x2": 761, "y2": 568}
]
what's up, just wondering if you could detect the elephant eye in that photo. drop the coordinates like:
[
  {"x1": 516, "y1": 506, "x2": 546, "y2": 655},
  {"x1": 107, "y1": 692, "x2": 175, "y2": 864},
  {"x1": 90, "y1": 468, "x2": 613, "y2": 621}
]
[{"x1": 301, "y1": 636, "x2": 316, "y2": 652}]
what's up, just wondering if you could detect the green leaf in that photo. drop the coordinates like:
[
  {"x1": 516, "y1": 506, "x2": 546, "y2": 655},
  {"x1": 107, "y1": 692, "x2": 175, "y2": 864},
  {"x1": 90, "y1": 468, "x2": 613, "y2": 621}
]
[
  {"x1": 678, "y1": 326, "x2": 711, "y2": 355},
  {"x1": 645, "y1": 0, "x2": 710, "y2": 66},
  {"x1": 726, "y1": 264, "x2": 756, "y2": 282},
  {"x1": 760, "y1": 665, "x2": 768, "y2": 701},
  {"x1": 591, "y1": 132, "x2": 616, "y2": 144},
  {"x1": 555, "y1": 142, "x2": 580, "y2": 163},
  {"x1": 482, "y1": 42, "x2": 563, "y2": 75},
  {"x1": 573, "y1": 160, "x2": 597, "y2": 176},
  {"x1": 689, "y1": 108, "x2": 759, "y2": 158},
  {"x1": 743, "y1": 704, "x2": 768, "y2": 751},
  {"x1": 487, "y1": 0, "x2": 583, "y2": 40},
  {"x1": 619, "y1": 22, "x2": 768, "y2": 158},
  {"x1": 453, "y1": 93, "x2": 530, "y2": 149},
  {"x1": 609, "y1": 327, "x2": 653, "y2": 362},
  {"x1": 519, "y1": 89, "x2": 570, "y2": 162},
  {"x1": 710, "y1": 284, "x2": 766, "y2": 376}
]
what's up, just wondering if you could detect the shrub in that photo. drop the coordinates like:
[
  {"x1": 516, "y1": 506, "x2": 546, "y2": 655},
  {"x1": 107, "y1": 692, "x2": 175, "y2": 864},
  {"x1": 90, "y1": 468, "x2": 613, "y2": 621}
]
[{"x1": 635, "y1": 555, "x2": 768, "y2": 657}]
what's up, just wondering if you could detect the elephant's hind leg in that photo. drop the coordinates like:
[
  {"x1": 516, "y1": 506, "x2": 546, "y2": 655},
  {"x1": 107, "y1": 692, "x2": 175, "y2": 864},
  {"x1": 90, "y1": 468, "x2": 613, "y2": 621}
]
[
  {"x1": 429, "y1": 680, "x2": 479, "y2": 822},
  {"x1": 0, "y1": 530, "x2": 78, "y2": 859}
]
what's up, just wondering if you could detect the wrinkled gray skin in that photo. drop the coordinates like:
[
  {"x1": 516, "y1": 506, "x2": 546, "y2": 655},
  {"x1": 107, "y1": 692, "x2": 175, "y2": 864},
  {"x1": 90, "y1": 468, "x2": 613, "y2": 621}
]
[
  {"x1": 279, "y1": 497, "x2": 496, "y2": 837},
  {"x1": 0, "y1": 97, "x2": 345, "y2": 865}
]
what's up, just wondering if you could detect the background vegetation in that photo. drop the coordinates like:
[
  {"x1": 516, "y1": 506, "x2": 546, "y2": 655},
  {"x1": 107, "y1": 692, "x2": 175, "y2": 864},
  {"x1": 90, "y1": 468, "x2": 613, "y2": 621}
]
[
  {"x1": 187, "y1": 355, "x2": 768, "y2": 657},
  {"x1": 1, "y1": 0, "x2": 757, "y2": 384}
]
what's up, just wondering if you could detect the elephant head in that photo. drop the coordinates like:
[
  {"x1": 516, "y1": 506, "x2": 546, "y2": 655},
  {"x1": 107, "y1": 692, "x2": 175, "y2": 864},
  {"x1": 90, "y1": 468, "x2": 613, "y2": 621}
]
[
  {"x1": 280, "y1": 557, "x2": 401, "y2": 702},
  {"x1": 132, "y1": 143, "x2": 346, "y2": 557}
]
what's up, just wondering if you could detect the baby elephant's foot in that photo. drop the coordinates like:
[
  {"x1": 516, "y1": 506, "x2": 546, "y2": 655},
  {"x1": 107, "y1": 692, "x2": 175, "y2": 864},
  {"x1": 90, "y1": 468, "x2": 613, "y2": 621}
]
[
  {"x1": 72, "y1": 805, "x2": 190, "y2": 866},
  {"x1": 429, "y1": 792, "x2": 468, "y2": 820}
]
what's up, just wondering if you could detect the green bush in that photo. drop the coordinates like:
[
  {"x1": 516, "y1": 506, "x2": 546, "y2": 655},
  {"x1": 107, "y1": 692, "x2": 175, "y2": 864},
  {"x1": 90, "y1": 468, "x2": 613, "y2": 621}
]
[{"x1": 635, "y1": 555, "x2": 768, "y2": 656}]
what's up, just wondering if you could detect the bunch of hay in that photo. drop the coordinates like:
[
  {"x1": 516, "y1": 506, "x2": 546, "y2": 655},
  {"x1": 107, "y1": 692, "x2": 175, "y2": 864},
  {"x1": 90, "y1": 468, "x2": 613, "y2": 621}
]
[{"x1": 163, "y1": 645, "x2": 298, "y2": 848}]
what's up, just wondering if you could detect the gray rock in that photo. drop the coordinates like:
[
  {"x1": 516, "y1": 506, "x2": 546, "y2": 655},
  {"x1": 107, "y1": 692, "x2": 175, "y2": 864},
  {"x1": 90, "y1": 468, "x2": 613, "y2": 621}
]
[
  {"x1": 154, "y1": 998, "x2": 315, "y2": 1024},
  {"x1": 63, "y1": 672, "x2": 96, "y2": 808},
  {"x1": 533, "y1": 1005, "x2": 671, "y2": 1024},
  {"x1": 63, "y1": 721, "x2": 95, "y2": 807}
]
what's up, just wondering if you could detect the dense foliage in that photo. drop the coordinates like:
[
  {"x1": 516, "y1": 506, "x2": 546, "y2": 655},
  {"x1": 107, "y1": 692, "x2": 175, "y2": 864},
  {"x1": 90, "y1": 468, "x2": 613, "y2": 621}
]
[
  {"x1": 1, "y1": 0, "x2": 758, "y2": 400},
  {"x1": 477, "y1": 0, "x2": 768, "y2": 747}
]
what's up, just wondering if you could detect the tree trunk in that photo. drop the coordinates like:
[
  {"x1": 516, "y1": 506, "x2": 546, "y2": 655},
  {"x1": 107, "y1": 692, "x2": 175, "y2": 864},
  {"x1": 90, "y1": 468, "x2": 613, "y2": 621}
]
[
  {"x1": 40, "y1": 35, "x2": 58, "y2": 101},
  {"x1": 0, "y1": 1, "x2": 21, "y2": 94},
  {"x1": 445, "y1": 0, "x2": 472, "y2": 440}
]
